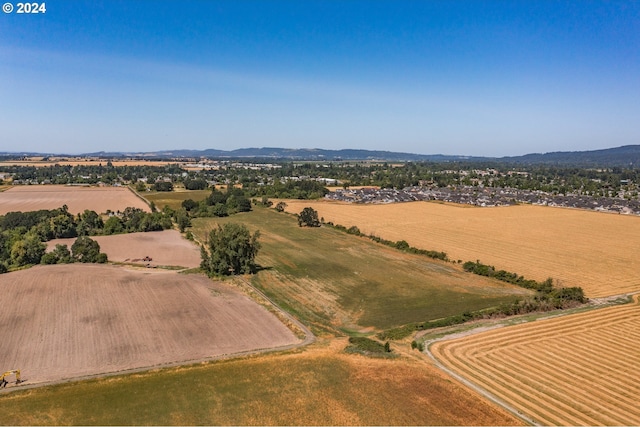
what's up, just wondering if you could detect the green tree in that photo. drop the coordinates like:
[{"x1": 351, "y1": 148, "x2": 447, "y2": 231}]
[
  {"x1": 10, "y1": 233, "x2": 46, "y2": 266},
  {"x1": 201, "y1": 223, "x2": 261, "y2": 276},
  {"x1": 175, "y1": 209, "x2": 191, "y2": 233},
  {"x1": 77, "y1": 210, "x2": 103, "y2": 236},
  {"x1": 298, "y1": 207, "x2": 320, "y2": 227},
  {"x1": 274, "y1": 201, "x2": 287, "y2": 212},
  {"x1": 181, "y1": 199, "x2": 198, "y2": 211},
  {"x1": 103, "y1": 216, "x2": 125, "y2": 235},
  {"x1": 41, "y1": 244, "x2": 72, "y2": 264},
  {"x1": 50, "y1": 214, "x2": 77, "y2": 238},
  {"x1": 71, "y1": 236, "x2": 106, "y2": 263},
  {"x1": 152, "y1": 181, "x2": 173, "y2": 192}
]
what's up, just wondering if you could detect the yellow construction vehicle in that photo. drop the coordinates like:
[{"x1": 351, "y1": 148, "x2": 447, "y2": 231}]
[{"x1": 0, "y1": 370, "x2": 22, "y2": 388}]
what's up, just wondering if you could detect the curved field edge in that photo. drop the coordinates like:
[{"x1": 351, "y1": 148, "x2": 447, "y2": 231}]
[
  {"x1": 430, "y1": 294, "x2": 640, "y2": 426},
  {"x1": 282, "y1": 199, "x2": 640, "y2": 298},
  {"x1": 0, "y1": 339, "x2": 524, "y2": 426}
]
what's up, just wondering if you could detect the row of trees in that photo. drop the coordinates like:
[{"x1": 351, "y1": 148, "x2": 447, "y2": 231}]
[
  {"x1": 0, "y1": 206, "x2": 173, "y2": 273},
  {"x1": 4, "y1": 159, "x2": 640, "y2": 197},
  {"x1": 181, "y1": 187, "x2": 253, "y2": 219}
]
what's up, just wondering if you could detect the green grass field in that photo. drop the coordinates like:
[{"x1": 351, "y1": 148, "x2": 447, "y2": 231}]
[
  {"x1": 145, "y1": 189, "x2": 211, "y2": 210},
  {"x1": 192, "y1": 207, "x2": 528, "y2": 334}
]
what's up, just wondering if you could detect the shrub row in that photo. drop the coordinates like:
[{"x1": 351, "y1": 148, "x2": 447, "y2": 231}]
[
  {"x1": 379, "y1": 265, "x2": 588, "y2": 341},
  {"x1": 326, "y1": 223, "x2": 448, "y2": 261},
  {"x1": 345, "y1": 337, "x2": 392, "y2": 356}
]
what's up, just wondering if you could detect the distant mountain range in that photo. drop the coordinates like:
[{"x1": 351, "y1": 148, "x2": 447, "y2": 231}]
[{"x1": 2, "y1": 145, "x2": 640, "y2": 167}]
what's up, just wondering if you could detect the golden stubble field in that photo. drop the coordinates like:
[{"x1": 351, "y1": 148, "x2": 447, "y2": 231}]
[
  {"x1": 283, "y1": 200, "x2": 640, "y2": 298},
  {"x1": 431, "y1": 295, "x2": 640, "y2": 426},
  {"x1": 0, "y1": 185, "x2": 150, "y2": 215}
]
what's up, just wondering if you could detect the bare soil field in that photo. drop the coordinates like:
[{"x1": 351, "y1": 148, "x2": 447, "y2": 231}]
[
  {"x1": 431, "y1": 295, "x2": 640, "y2": 426},
  {"x1": 0, "y1": 185, "x2": 150, "y2": 215},
  {"x1": 47, "y1": 230, "x2": 201, "y2": 269},
  {"x1": 0, "y1": 264, "x2": 299, "y2": 386},
  {"x1": 283, "y1": 200, "x2": 640, "y2": 298}
]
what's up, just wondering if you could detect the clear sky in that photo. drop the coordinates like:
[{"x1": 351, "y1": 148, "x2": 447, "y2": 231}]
[{"x1": 1, "y1": 0, "x2": 639, "y2": 157}]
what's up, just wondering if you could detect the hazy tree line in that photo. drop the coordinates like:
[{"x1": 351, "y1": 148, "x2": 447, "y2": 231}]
[
  {"x1": 0, "y1": 162, "x2": 640, "y2": 199},
  {"x1": 2, "y1": 161, "x2": 639, "y2": 199}
]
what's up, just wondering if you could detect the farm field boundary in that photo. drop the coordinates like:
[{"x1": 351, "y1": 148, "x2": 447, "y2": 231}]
[
  {"x1": 47, "y1": 229, "x2": 202, "y2": 269},
  {"x1": 0, "y1": 338, "x2": 524, "y2": 426},
  {"x1": 282, "y1": 199, "x2": 640, "y2": 298},
  {"x1": 0, "y1": 264, "x2": 300, "y2": 388},
  {"x1": 430, "y1": 294, "x2": 640, "y2": 426},
  {"x1": 191, "y1": 208, "x2": 530, "y2": 333},
  {"x1": 0, "y1": 185, "x2": 150, "y2": 215}
]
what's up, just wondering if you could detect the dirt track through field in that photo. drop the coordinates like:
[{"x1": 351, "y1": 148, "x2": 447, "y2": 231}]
[
  {"x1": 283, "y1": 200, "x2": 640, "y2": 298},
  {"x1": 0, "y1": 185, "x2": 149, "y2": 215},
  {"x1": 430, "y1": 295, "x2": 640, "y2": 426},
  {"x1": 0, "y1": 264, "x2": 299, "y2": 386}
]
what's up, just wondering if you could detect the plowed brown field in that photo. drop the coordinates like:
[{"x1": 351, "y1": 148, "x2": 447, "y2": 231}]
[
  {"x1": 431, "y1": 296, "x2": 640, "y2": 426},
  {"x1": 0, "y1": 264, "x2": 299, "y2": 386},
  {"x1": 0, "y1": 185, "x2": 149, "y2": 215},
  {"x1": 283, "y1": 200, "x2": 640, "y2": 298},
  {"x1": 47, "y1": 230, "x2": 201, "y2": 268}
]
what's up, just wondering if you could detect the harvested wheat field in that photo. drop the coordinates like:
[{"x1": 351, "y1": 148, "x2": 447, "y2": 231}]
[
  {"x1": 0, "y1": 185, "x2": 149, "y2": 215},
  {"x1": 0, "y1": 264, "x2": 299, "y2": 386},
  {"x1": 431, "y1": 295, "x2": 640, "y2": 426},
  {"x1": 47, "y1": 230, "x2": 201, "y2": 268},
  {"x1": 283, "y1": 200, "x2": 640, "y2": 298}
]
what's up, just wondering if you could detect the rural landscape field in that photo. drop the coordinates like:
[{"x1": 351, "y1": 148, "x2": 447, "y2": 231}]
[
  {"x1": 0, "y1": 185, "x2": 149, "y2": 215},
  {"x1": 4, "y1": 1, "x2": 640, "y2": 424},
  {"x1": 0, "y1": 185, "x2": 529, "y2": 426},
  {"x1": 0, "y1": 264, "x2": 299, "y2": 385},
  {"x1": 282, "y1": 200, "x2": 640, "y2": 298},
  {"x1": 47, "y1": 229, "x2": 202, "y2": 269},
  {"x1": 1, "y1": 178, "x2": 640, "y2": 425},
  {"x1": 431, "y1": 295, "x2": 640, "y2": 426}
]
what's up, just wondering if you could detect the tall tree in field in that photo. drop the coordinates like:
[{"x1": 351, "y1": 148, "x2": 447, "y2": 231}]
[
  {"x1": 71, "y1": 236, "x2": 107, "y2": 263},
  {"x1": 298, "y1": 207, "x2": 320, "y2": 227},
  {"x1": 201, "y1": 223, "x2": 261, "y2": 276}
]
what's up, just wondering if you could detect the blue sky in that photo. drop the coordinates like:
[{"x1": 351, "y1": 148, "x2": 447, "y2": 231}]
[{"x1": 1, "y1": 0, "x2": 639, "y2": 156}]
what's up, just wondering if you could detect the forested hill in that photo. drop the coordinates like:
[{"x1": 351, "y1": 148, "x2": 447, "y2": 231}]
[
  {"x1": 501, "y1": 145, "x2": 640, "y2": 167},
  {"x1": 100, "y1": 148, "x2": 481, "y2": 162},
  {"x1": 3, "y1": 145, "x2": 640, "y2": 167}
]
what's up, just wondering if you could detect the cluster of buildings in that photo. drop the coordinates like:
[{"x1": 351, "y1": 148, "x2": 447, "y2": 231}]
[{"x1": 326, "y1": 186, "x2": 640, "y2": 215}]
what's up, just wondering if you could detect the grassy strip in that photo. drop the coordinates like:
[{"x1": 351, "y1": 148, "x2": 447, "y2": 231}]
[
  {"x1": 325, "y1": 222, "x2": 448, "y2": 261},
  {"x1": 380, "y1": 264, "x2": 589, "y2": 340},
  {"x1": 344, "y1": 337, "x2": 394, "y2": 358}
]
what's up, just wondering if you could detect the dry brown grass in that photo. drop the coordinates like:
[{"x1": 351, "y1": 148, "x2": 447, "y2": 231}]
[
  {"x1": 283, "y1": 200, "x2": 640, "y2": 298},
  {"x1": 0, "y1": 185, "x2": 150, "y2": 215},
  {"x1": 0, "y1": 338, "x2": 524, "y2": 426},
  {"x1": 431, "y1": 295, "x2": 640, "y2": 426}
]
